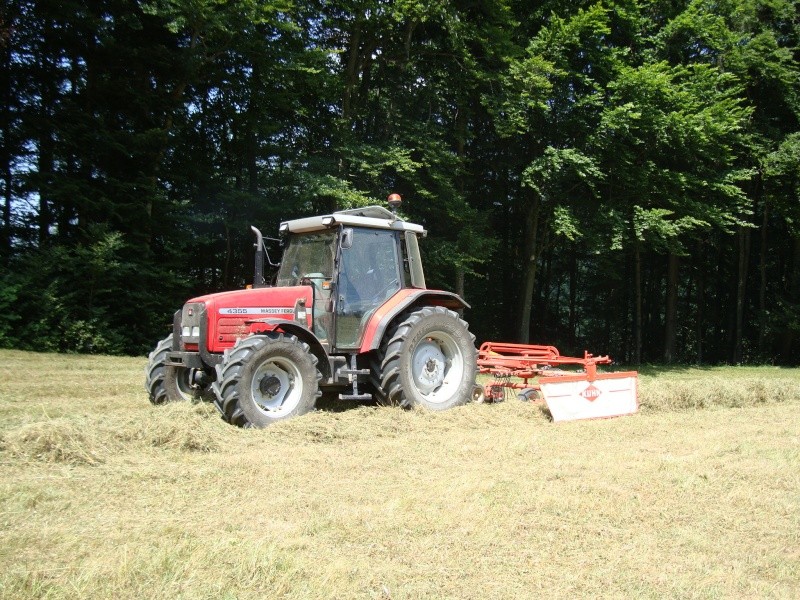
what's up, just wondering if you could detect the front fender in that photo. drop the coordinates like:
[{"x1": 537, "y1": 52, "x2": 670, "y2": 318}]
[{"x1": 247, "y1": 319, "x2": 332, "y2": 380}]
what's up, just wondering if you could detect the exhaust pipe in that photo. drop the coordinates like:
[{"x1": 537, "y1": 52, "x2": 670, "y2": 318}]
[{"x1": 251, "y1": 225, "x2": 266, "y2": 288}]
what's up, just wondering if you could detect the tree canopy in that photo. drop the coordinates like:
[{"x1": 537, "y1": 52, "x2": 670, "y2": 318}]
[{"x1": 1, "y1": 0, "x2": 799, "y2": 363}]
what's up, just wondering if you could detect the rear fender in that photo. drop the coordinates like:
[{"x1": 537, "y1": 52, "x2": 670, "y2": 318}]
[{"x1": 358, "y1": 289, "x2": 470, "y2": 353}]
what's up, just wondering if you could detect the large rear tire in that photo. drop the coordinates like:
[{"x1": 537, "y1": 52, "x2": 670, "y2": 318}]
[
  {"x1": 212, "y1": 334, "x2": 321, "y2": 428},
  {"x1": 145, "y1": 334, "x2": 211, "y2": 404},
  {"x1": 376, "y1": 306, "x2": 477, "y2": 410}
]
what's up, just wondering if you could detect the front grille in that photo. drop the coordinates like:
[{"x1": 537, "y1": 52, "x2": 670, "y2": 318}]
[{"x1": 216, "y1": 317, "x2": 249, "y2": 345}]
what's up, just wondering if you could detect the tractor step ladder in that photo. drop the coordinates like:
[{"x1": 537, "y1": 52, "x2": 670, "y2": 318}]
[{"x1": 338, "y1": 354, "x2": 373, "y2": 401}]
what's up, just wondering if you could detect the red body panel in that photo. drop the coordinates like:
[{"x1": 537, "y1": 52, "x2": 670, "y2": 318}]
[
  {"x1": 358, "y1": 288, "x2": 420, "y2": 353},
  {"x1": 356, "y1": 288, "x2": 467, "y2": 353},
  {"x1": 190, "y1": 286, "x2": 313, "y2": 353}
]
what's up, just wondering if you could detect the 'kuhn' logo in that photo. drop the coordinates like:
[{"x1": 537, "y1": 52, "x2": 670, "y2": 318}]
[{"x1": 580, "y1": 385, "x2": 602, "y2": 401}]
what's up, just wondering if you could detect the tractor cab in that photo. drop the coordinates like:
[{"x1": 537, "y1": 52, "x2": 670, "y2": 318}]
[{"x1": 273, "y1": 205, "x2": 427, "y2": 351}]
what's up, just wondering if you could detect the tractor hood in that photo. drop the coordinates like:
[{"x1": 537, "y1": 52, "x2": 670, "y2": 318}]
[
  {"x1": 187, "y1": 286, "x2": 313, "y2": 313},
  {"x1": 185, "y1": 286, "x2": 313, "y2": 351}
]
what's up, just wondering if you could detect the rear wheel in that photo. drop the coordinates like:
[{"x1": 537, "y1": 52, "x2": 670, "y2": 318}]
[
  {"x1": 213, "y1": 334, "x2": 321, "y2": 428},
  {"x1": 145, "y1": 334, "x2": 212, "y2": 404},
  {"x1": 377, "y1": 307, "x2": 477, "y2": 410}
]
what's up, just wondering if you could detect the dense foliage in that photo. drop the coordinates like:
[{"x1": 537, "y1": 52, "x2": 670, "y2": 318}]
[{"x1": 1, "y1": 0, "x2": 798, "y2": 363}]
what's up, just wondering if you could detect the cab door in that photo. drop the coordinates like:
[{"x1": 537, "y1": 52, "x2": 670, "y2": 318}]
[{"x1": 335, "y1": 228, "x2": 402, "y2": 348}]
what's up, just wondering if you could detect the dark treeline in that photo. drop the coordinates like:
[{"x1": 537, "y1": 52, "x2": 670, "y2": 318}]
[{"x1": 1, "y1": 0, "x2": 798, "y2": 363}]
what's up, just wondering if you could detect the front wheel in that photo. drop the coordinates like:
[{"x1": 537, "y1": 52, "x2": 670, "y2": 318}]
[
  {"x1": 213, "y1": 334, "x2": 321, "y2": 428},
  {"x1": 145, "y1": 334, "x2": 212, "y2": 404},
  {"x1": 377, "y1": 307, "x2": 477, "y2": 410}
]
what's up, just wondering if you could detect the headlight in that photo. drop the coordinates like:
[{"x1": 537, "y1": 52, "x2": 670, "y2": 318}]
[
  {"x1": 180, "y1": 303, "x2": 205, "y2": 342},
  {"x1": 181, "y1": 325, "x2": 201, "y2": 339}
]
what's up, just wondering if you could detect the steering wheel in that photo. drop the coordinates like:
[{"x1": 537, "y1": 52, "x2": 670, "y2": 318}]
[{"x1": 300, "y1": 273, "x2": 326, "y2": 291}]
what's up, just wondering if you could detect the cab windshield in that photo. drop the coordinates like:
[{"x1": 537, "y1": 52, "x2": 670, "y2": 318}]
[{"x1": 276, "y1": 230, "x2": 337, "y2": 287}]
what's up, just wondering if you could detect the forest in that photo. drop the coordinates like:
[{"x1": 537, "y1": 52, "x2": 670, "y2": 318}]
[{"x1": 1, "y1": 0, "x2": 798, "y2": 364}]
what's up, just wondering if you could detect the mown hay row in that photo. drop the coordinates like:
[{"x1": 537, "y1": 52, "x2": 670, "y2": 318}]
[
  {"x1": 0, "y1": 403, "x2": 235, "y2": 465},
  {"x1": 638, "y1": 376, "x2": 800, "y2": 412},
  {"x1": 2, "y1": 370, "x2": 799, "y2": 465}
]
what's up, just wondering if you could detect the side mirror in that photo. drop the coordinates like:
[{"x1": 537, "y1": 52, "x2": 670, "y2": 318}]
[{"x1": 341, "y1": 228, "x2": 353, "y2": 250}]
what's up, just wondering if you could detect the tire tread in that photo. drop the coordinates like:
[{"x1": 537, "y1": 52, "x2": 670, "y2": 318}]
[
  {"x1": 212, "y1": 333, "x2": 321, "y2": 428},
  {"x1": 372, "y1": 306, "x2": 477, "y2": 409}
]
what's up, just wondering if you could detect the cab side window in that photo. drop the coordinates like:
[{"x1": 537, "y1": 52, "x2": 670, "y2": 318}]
[{"x1": 336, "y1": 229, "x2": 401, "y2": 347}]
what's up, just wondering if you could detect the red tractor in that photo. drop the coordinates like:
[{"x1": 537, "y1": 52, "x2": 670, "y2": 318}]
[{"x1": 145, "y1": 197, "x2": 478, "y2": 427}]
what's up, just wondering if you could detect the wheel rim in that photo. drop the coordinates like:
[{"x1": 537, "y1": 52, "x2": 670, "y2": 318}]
[
  {"x1": 175, "y1": 368, "x2": 195, "y2": 401},
  {"x1": 410, "y1": 330, "x2": 465, "y2": 404},
  {"x1": 251, "y1": 357, "x2": 304, "y2": 417}
]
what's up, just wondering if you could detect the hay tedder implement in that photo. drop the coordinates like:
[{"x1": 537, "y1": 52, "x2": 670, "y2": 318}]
[{"x1": 477, "y1": 342, "x2": 639, "y2": 422}]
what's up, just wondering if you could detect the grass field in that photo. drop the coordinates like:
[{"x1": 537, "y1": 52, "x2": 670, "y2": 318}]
[{"x1": 0, "y1": 350, "x2": 798, "y2": 599}]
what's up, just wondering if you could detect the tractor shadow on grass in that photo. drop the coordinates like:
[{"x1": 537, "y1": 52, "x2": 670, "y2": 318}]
[{"x1": 314, "y1": 393, "x2": 381, "y2": 414}]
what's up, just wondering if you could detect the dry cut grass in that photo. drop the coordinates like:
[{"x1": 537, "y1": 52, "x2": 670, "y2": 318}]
[
  {"x1": 0, "y1": 350, "x2": 798, "y2": 599},
  {"x1": 636, "y1": 364, "x2": 800, "y2": 412}
]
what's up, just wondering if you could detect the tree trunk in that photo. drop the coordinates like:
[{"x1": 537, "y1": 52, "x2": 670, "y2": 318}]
[
  {"x1": 143, "y1": 27, "x2": 200, "y2": 235},
  {"x1": 634, "y1": 243, "x2": 642, "y2": 365},
  {"x1": 37, "y1": 18, "x2": 56, "y2": 246},
  {"x1": 541, "y1": 240, "x2": 554, "y2": 331},
  {"x1": 335, "y1": 20, "x2": 364, "y2": 213},
  {"x1": 223, "y1": 223, "x2": 232, "y2": 289},
  {"x1": 758, "y1": 197, "x2": 768, "y2": 354},
  {"x1": 455, "y1": 269, "x2": 465, "y2": 304},
  {"x1": 517, "y1": 195, "x2": 540, "y2": 343},
  {"x1": 454, "y1": 102, "x2": 467, "y2": 305},
  {"x1": 779, "y1": 237, "x2": 800, "y2": 361},
  {"x1": 622, "y1": 253, "x2": 631, "y2": 362},
  {"x1": 246, "y1": 62, "x2": 260, "y2": 195},
  {"x1": 734, "y1": 226, "x2": 750, "y2": 363},
  {"x1": 500, "y1": 167, "x2": 514, "y2": 338},
  {"x1": 711, "y1": 241, "x2": 724, "y2": 363},
  {"x1": 342, "y1": 23, "x2": 362, "y2": 125},
  {"x1": 664, "y1": 252, "x2": 679, "y2": 363},
  {"x1": 568, "y1": 247, "x2": 578, "y2": 348},
  {"x1": 696, "y1": 254, "x2": 706, "y2": 364},
  {"x1": 38, "y1": 129, "x2": 54, "y2": 245},
  {"x1": 1, "y1": 34, "x2": 11, "y2": 262}
]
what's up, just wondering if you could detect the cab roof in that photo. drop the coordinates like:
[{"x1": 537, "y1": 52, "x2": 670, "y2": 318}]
[{"x1": 280, "y1": 205, "x2": 427, "y2": 236}]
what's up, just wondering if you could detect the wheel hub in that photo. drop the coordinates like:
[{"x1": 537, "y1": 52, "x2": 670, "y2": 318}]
[
  {"x1": 259, "y1": 375, "x2": 282, "y2": 398},
  {"x1": 252, "y1": 365, "x2": 293, "y2": 412},
  {"x1": 412, "y1": 340, "x2": 446, "y2": 395}
]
